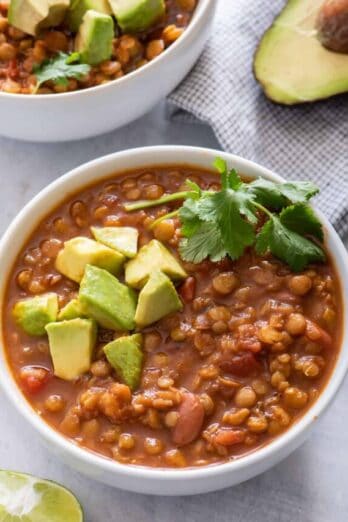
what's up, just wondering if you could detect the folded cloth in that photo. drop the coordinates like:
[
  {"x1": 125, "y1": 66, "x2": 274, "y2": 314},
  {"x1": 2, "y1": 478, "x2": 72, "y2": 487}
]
[{"x1": 168, "y1": 0, "x2": 348, "y2": 237}]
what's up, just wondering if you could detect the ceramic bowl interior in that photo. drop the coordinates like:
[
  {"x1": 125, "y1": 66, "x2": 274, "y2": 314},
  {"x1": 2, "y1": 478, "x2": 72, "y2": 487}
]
[{"x1": 0, "y1": 146, "x2": 347, "y2": 495}]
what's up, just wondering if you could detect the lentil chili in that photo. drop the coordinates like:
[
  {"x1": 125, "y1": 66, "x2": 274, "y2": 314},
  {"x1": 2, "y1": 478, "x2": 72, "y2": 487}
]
[
  {"x1": 0, "y1": 0, "x2": 196, "y2": 94},
  {"x1": 3, "y1": 166, "x2": 342, "y2": 468}
]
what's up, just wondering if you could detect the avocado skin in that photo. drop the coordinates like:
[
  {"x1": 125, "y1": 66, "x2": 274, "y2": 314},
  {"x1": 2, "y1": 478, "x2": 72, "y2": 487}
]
[
  {"x1": 253, "y1": 0, "x2": 348, "y2": 105},
  {"x1": 12, "y1": 293, "x2": 58, "y2": 336},
  {"x1": 75, "y1": 10, "x2": 114, "y2": 66},
  {"x1": 104, "y1": 333, "x2": 143, "y2": 390},
  {"x1": 79, "y1": 264, "x2": 137, "y2": 331}
]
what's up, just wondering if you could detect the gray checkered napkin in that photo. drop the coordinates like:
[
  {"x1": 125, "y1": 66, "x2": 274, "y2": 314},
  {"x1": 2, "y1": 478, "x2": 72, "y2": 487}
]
[{"x1": 168, "y1": 0, "x2": 348, "y2": 238}]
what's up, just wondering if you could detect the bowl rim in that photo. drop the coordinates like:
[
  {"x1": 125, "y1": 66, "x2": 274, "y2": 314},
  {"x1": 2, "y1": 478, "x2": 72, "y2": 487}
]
[
  {"x1": 0, "y1": 145, "x2": 347, "y2": 483},
  {"x1": 0, "y1": 0, "x2": 212, "y2": 100}
]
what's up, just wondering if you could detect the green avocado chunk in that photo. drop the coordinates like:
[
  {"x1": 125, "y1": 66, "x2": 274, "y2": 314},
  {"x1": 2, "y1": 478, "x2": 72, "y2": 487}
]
[
  {"x1": 91, "y1": 226, "x2": 138, "y2": 258},
  {"x1": 253, "y1": 0, "x2": 348, "y2": 104},
  {"x1": 12, "y1": 293, "x2": 58, "y2": 336},
  {"x1": 67, "y1": 0, "x2": 111, "y2": 32},
  {"x1": 55, "y1": 236, "x2": 125, "y2": 283},
  {"x1": 8, "y1": 0, "x2": 69, "y2": 36},
  {"x1": 75, "y1": 10, "x2": 114, "y2": 66},
  {"x1": 58, "y1": 298, "x2": 87, "y2": 320},
  {"x1": 125, "y1": 239, "x2": 187, "y2": 289},
  {"x1": 135, "y1": 270, "x2": 182, "y2": 327},
  {"x1": 46, "y1": 318, "x2": 97, "y2": 380},
  {"x1": 104, "y1": 333, "x2": 143, "y2": 390},
  {"x1": 109, "y1": 0, "x2": 165, "y2": 33},
  {"x1": 79, "y1": 264, "x2": 137, "y2": 330}
]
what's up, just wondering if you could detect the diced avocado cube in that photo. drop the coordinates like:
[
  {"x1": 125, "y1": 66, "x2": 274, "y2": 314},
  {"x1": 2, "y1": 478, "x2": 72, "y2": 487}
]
[
  {"x1": 125, "y1": 239, "x2": 187, "y2": 289},
  {"x1": 91, "y1": 226, "x2": 138, "y2": 258},
  {"x1": 46, "y1": 318, "x2": 96, "y2": 380},
  {"x1": 58, "y1": 298, "x2": 87, "y2": 320},
  {"x1": 104, "y1": 333, "x2": 143, "y2": 390},
  {"x1": 135, "y1": 271, "x2": 182, "y2": 327},
  {"x1": 12, "y1": 293, "x2": 58, "y2": 336},
  {"x1": 109, "y1": 0, "x2": 165, "y2": 33},
  {"x1": 55, "y1": 236, "x2": 125, "y2": 283},
  {"x1": 79, "y1": 264, "x2": 137, "y2": 330},
  {"x1": 75, "y1": 10, "x2": 114, "y2": 66},
  {"x1": 67, "y1": 0, "x2": 111, "y2": 32},
  {"x1": 8, "y1": 0, "x2": 69, "y2": 36}
]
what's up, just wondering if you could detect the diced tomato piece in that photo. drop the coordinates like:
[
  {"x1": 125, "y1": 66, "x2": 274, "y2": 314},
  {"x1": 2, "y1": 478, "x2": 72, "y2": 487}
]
[
  {"x1": 305, "y1": 319, "x2": 332, "y2": 348},
  {"x1": 7, "y1": 59, "x2": 18, "y2": 80},
  {"x1": 220, "y1": 351, "x2": 260, "y2": 377},
  {"x1": 179, "y1": 277, "x2": 196, "y2": 303},
  {"x1": 20, "y1": 366, "x2": 50, "y2": 394}
]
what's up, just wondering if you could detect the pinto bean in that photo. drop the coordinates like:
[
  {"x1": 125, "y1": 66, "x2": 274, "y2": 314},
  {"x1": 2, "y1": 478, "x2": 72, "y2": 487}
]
[
  {"x1": 172, "y1": 392, "x2": 204, "y2": 446},
  {"x1": 179, "y1": 276, "x2": 196, "y2": 303}
]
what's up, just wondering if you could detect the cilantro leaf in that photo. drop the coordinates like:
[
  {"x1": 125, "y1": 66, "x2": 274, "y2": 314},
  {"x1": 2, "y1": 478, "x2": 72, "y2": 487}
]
[
  {"x1": 33, "y1": 52, "x2": 91, "y2": 92},
  {"x1": 213, "y1": 158, "x2": 242, "y2": 190},
  {"x1": 125, "y1": 156, "x2": 326, "y2": 272},
  {"x1": 197, "y1": 191, "x2": 256, "y2": 259},
  {"x1": 247, "y1": 178, "x2": 319, "y2": 209},
  {"x1": 247, "y1": 178, "x2": 287, "y2": 209},
  {"x1": 179, "y1": 222, "x2": 226, "y2": 263},
  {"x1": 198, "y1": 189, "x2": 258, "y2": 226},
  {"x1": 279, "y1": 181, "x2": 319, "y2": 203},
  {"x1": 279, "y1": 203, "x2": 324, "y2": 241},
  {"x1": 256, "y1": 216, "x2": 325, "y2": 272},
  {"x1": 179, "y1": 199, "x2": 201, "y2": 238}
]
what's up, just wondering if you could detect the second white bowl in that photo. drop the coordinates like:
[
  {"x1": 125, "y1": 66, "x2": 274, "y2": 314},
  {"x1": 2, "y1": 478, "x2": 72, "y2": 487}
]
[{"x1": 0, "y1": 0, "x2": 216, "y2": 142}]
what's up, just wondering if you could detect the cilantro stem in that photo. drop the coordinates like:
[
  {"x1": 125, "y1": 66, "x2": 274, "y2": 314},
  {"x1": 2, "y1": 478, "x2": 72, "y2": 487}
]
[
  {"x1": 252, "y1": 201, "x2": 273, "y2": 219},
  {"x1": 124, "y1": 191, "x2": 189, "y2": 212},
  {"x1": 149, "y1": 209, "x2": 180, "y2": 229}
]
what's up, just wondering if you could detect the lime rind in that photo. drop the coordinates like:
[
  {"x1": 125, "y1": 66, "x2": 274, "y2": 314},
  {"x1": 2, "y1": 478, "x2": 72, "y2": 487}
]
[{"x1": 0, "y1": 470, "x2": 83, "y2": 522}]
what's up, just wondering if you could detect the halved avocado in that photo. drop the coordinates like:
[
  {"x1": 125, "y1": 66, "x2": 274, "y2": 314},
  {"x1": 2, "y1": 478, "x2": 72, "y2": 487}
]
[{"x1": 254, "y1": 0, "x2": 348, "y2": 104}]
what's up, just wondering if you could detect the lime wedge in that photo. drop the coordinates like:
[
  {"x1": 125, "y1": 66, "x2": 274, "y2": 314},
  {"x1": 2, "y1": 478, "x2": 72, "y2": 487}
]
[{"x1": 0, "y1": 470, "x2": 83, "y2": 522}]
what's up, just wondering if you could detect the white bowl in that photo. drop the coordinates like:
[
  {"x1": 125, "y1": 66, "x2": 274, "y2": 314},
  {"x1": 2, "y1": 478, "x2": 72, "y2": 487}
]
[
  {"x1": 0, "y1": 0, "x2": 216, "y2": 142},
  {"x1": 0, "y1": 146, "x2": 347, "y2": 495}
]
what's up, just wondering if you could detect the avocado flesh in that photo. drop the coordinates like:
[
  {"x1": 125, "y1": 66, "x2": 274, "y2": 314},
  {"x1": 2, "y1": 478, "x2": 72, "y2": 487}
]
[
  {"x1": 67, "y1": 0, "x2": 111, "y2": 33},
  {"x1": 8, "y1": 0, "x2": 69, "y2": 36},
  {"x1": 58, "y1": 298, "x2": 87, "y2": 320},
  {"x1": 254, "y1": 0, "x2": 348, "y2": 104},
  {"x1": 109, "y1": 0, "x2": 165, "y2": 33},
  {"x1": 12, "y1": 293, "x2": 58, "y2": 336},
  {"x1": 91, "y1": 226, "x2": 138, "y2": 258},
  {"x1": 75, "y1": 10, "x2": 114, "y2": 66},
  {"x1": 125, "y1": 239, "x2": 187, "y2": 289},
  {"x1": 104, "y1": 333, "x2": 143, "y2": 390},
  {"x1": 46, "y1": 318, "x2": 97, "y2": 380},
  {"x1": 79, "y1": 264, "x2": 137, "y2": 331},
  {"x1": 135, "y1": 270, "x2": 183, "y2": 327},
  {"x1": 55, "y1": 236, "x2": 125, "y2": 283}
]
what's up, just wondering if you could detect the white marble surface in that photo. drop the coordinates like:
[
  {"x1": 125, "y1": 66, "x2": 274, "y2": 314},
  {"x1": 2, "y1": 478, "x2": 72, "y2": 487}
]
[{"x1": 1, "y1": 102, "x2": 348, "y2": 522}]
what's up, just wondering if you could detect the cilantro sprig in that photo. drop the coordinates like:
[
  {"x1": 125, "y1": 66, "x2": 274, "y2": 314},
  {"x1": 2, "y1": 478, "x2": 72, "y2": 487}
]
[
  {"x1": 124, "y1": 158, "x2": 325, "y2": 272},
  {"x1": 33, "y1": 52, "x2": 91, "y2": 93}
]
